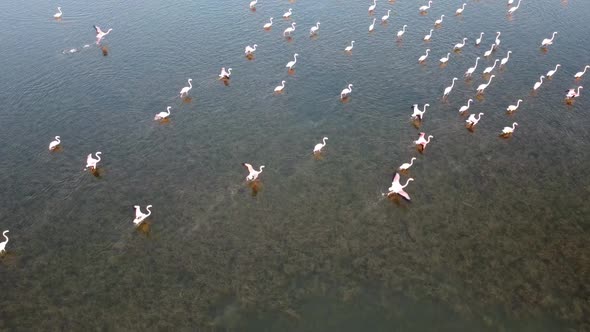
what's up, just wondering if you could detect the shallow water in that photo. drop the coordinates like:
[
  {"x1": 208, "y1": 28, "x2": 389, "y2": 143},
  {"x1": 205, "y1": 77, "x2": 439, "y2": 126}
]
[{"x1": 0, "y1": 0, "x2": 589, "y2": 330}]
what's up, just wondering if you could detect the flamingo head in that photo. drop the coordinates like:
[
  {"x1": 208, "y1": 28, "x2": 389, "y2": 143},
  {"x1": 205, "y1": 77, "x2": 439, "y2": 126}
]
[
  {"x1": 419, "y1": 132, "x2": 425, "y2": 137},
  {"x1": 55, "y1": 136, "x2": 60, "y2": 140},
  {"x1": 188, "y1": 78, "x2": 192, "y2": 82},
  {"x1": 282, "y1": 80, "x2": 286, "y2": 84},
  {"x1": 167, "y1": 106, "x2": 171, "y2": 111}
]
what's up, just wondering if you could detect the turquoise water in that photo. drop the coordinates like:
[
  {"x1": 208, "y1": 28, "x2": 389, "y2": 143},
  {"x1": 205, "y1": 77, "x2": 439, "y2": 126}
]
[{"x1": 0, "y1": 0, "x2": 589, "y2": 330}]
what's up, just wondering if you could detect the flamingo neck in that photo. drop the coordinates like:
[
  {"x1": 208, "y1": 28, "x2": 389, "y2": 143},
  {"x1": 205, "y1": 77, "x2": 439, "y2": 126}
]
[
  {"x1": 402, "y1": 179, "x2": 413, "y2": 188},
  {"x1": 145, "y1": 206, "x2": 152, "y2": 217},
  {"x1": 409, "y1": 159, "x2": 415, "y2": 167},
  {"x1": 577, "y1": 87, "x2": 582, "y2": 93},
  {"x1": 584, "y1": 66, "x2": 590, "y2": 74},
  {"x1": 2, "y1": 231, "x2": 8, "y2": 242}
]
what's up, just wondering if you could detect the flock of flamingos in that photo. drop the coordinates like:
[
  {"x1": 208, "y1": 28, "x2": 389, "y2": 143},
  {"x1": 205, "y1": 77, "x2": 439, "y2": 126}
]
[{"x1": 0, "y1": 0, "x2": 588, "y2": 256}]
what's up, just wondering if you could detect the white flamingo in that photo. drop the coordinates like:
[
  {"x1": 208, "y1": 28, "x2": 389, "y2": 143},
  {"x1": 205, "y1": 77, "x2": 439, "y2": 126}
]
[
  {"x1": 477, "y1": 75, "x2": 495, "y2": 94},
  {"x1": 284, "y1": 22, "x2": 296, "y2": 36},
  {"x1": 494, "y1": 31, "x2": 502, "y2": 47},
  {"x1": 399, "y1": 158, "x2": 417, "y2": 171},
  {"x1": 85, "y1": 152, "x2": 102, "y2": 171},
  {"x1": 484, "y1": 44, "x2": 495, "y2": 57},
  {"x1": 340, "y1": 84, "x2": 353, "y2": 99},
  {"x1": 483, "y1": 59, "x2": 499, "y2": 74},
  {"x1": 508, "y1": 0, "x2": 522, "y2": 14},
  {"x1": 154, "y1": 106, "x2": 171, "y2": 120},
  {"x1": 310, "y1": 22, "x2": 320, "y2": 35},
  {"x1": 465, "y1": 57, "x2": 480, "y2": 77},
  {"x1": 411, "y1": 103, "x2": 429, "y2": 120},
  {"x1": 396, "y1": 25, "x2": 407, "y2": 38},
  {"x1": 49, "y1": 136, "x2": 61, "y2": 150},
  {"x1": 345, "y1": 41, "x2": 355, "y2": 52},
  {"x1": 219, "y1": 67, "x2": 232, "y2": 79},
  {"x1": 456, "y1": 3, "x2": 466, "y2": 15},
  {"x1": 508, "y1": 0, "x2": 514, "y2": 4},
  {"x1": 382, "y1": 9, "x2": 391, "y2": 22},
  {"x1": 540, "y1": 32, "x2": 558, "y2": 48},
  {"x1": 245, "y1": 44, "x2": 258, "y2": 55},
  {"x1": 0, "y1": 230, "x2": 8, "y2": 254},
  {"x1": 574, "y1": 65, "x2": 590, "y2": 79},
  {"x1": 263, "y1": 18, "x2": 273, "y2": 29},
  {"x1": 419, "y1": 1, "x2": 433, "y2": 12},
  {"x1": 133, "y1": 205, "x2": 152, "y2": 226},
  {"x1": 418, "y1": 49, "x2": 430, "y2": 62},
  {"x1": 458, "y1": 99, "x2": 473, "y2": 114},
  {"x1": 54, "y1": 7, "x2": 63, "y2": 19},
  {"x1": 501, "y1": 122, "x2": 518, "y2": 136},
  {"x1": 434, "y1": 15, "x2": 444, "y2": 26},
  {"x1": 179, "y1": 78, "x2": 193, "y2": 97},
  {"x1": 286, "y1": 53, "x2": 298, "y2": 70},
  {"x1": 369, "y1": 0, "x2": 377, "y2": 12},
  {"x1": 274, "y1": 80, "x2": 286, "y2": 93},
  {"x1": 500, "y1": 51, "x2": 512, "y2": 67},
  {"x1": 506, "y1": 100, "x2": 523, "y2": 113},
  {"x1": 414, "y1": 132, "x2": 434, "y2": 151},
  {"x1": 546, "y1": 64, "x2": 560, "y2": 78},
  {"x1": 443, "y1": 77, "x2": 458, "y2": 98},
  {"x1": 369, "y1": 18, "x2": 376, "y2": 32},
  {"x1": 424, "y1": 29, "x2": 433, "y2": 41},
  {"x1": 454, "y1": 38, "x2": 467, "y2": 50},
  {"x1": 313, "y1": 137, "x2": 328, "y2": 154},
  {"x1": 94, "y1": 25, "x2": 112, "y2": 44},
  {"x1": 466, "y1": 113, "x2": 484, "y2": 127},
  {"x1": 566, "y1": 86, "x2": 583, "y2": 99},
  {"x1": 475, "y1": 32, "x2": 484, "y2": 46},
  {"x1": 242, "y1": 163, "x2": 265, "y2": 181},
  {"x1": 283, "y1": 8, "x2": 292, "y2": 18},
  {"x1": 533, "y1": 76, "x2": 545, "y2": 91},
  {"x1": 249, "y1": 0, "x2": 257, "y2": 9},
  {"x1": 440, "y1": 53, "x2": 451, "y2": 64},
  {"x1": 385, "y1": 173, "x2": 414, "y2": 201}
]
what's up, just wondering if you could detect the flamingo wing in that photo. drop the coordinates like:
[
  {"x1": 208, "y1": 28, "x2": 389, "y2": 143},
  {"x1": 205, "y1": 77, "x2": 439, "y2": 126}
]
[
  {"x1": 392, "y1": 172, "x2": 400, "y2": 184},
  {"x1": 242, "y1": 163, "x2": 255, "y2": 173},
  {"x1": 397, "y1": 189, "x2": 411, "y2": 201},
  {"x1": 93, "y1": 25, "x2": 103, "y2": 35}
]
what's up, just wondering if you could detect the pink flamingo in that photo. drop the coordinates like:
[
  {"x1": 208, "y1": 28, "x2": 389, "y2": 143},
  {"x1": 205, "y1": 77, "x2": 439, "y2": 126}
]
[
  {"x1": 385, "y1": 173, "x2": 414, "y2": 201},
  {"x1": 94, "y1": 25, "x2": 112, "y2": 44},
  {"x1": 414, "y1": 132, "x2": 433, "y2": 151},
  {"x1": 566, "y1": 86, "x2": 583, "y2": 99}
]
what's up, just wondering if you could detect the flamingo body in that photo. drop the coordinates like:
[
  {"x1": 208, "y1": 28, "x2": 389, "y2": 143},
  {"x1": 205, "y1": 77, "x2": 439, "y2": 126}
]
[{"x1": 49, "y1": 136, "x2": 61, "y2": 150}]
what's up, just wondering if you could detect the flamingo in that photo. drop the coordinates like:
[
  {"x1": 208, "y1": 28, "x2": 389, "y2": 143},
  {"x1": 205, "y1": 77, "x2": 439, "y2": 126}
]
[
  {"x1": 263, "y1": 18, "x2": 273, "y2": 29},
  {"x1": 249, "y1": 0, "x2": 257, "y2": 9},
  {"x1": 484, "y1": 44, "x2": 495, "y2": 57},
  {"x1": 458, "y1": 99, "x2": 473, "y2": 114},
  {"x1": 274, "y1": 80, "x2": 286, "y2": 93},
  {"x1": 94, "y1": 25, "x2": 112, "y2": 44},
  {"x1": 418, "y1": 49, "x2": 430, "y2": 62},
  {"x1": 369, "y1": 0, "x2": 377, "y2": 12},
  {"x1": 475, "y1": 32, "x2": 484, "y2": 46},
  {"x1": 506, "y1": 99, "x2": 523, "y2": 113},
  {"x1": 396, "y1": 25, "x2": 407, "y2": 38},
  {"x1": 345, "y1": 41, "x2": 355, "y2": 52},
  {"x1": 154, "y1": 106, "x2": 171, "y2": 120},
  {"x1": 399, "y1": 158, "x2": 417, "y2": 171},
  {"x1": 414, "y1": 132, "x2": 434, "y2": 151},
  {"x1": 456, "y1": 3, "x2": 466, "y2": 15},
  {"x1": 494, "y1": 32, "x2": 502, "y2": 47},
  {"x1": 369, "y1": 18, "x2": 376, "y2": 32},
  {"x1": 54, "y1": 7, "x2": 63, "y2": 19},
  {"x1": 574, "y1": 66, "x2": 590, "y2": 79},
  {"x1": 419, "y1": 1, "x2": 433, "y2": 12},
  {"x1": 286, "y1": 53, "x2": 298, "y2": 70},
  {"x1": 501, "y1": 122, "x2": 518, "y2": 136},
  {"x1": 483, "y1": 59, "x2": 499, "y2": 74},
  {"x1": 179, "y1": 78, "x2": 193, "y2": 97},
  {"x1": 219, "y1": 67, "x2": 232, "y2": 79},
  {"x1": 0, "y1": 230, "x2": 8, "y2": 254},
  {"x1": 242, "y1": 163, "x2": 265, "y2": 181},
  {"x1": 313, "y1": 137, "x2": 328, "y2": 154},
  {"x1": 49, "y1": 136, "x2": 61, "y2": 150},
  {"x1": 133, "y1": 205, "x2": 152, "y2": 226},
  {"x1": 424, "y1": 29, "x2": 433, "y2": 41},
  {"x1": 434, "y1": 15, "x2": 444, "y2": 26},
  {"x1": 454, "y1": 38, "x2": 467, "y2": 50},
  {"x1": 284, "y1": 22, "x2": 296, "y2": 36},
  {"x1": 508, "y1": 0, "x2": 522, "y2": 14},
  {"x1": 310, "y1": 22, "x2": 320, "y2": 35},
  {"x1": 500, "y1": 51, "x2": 512, "y2": 67},
  {"x1": 440, "y1": 52, "x2": 451, "y2": 64},
  {"x1": 283, "y1": 8, "x2": 292, "y2": 18},
  {"x1": 508, "y1": 0, "x2": 514, "y2": 4},
  {"x1": 566, "y1": 86, "x2": 583, "y2": 99},
  {"x1": 540, "y1": 32, "x2": 558, "y2": 48},
  {"x1": 411, "y1": 103, "x2": 429, "y2": 120},
  {"x1": 477, "y1": 75, "x2": 495, "y2": 94},
  {"x1": 465, "y1": 57, "x2": 480, "y2": 77},
  {"x1": 340, "y1": 84, "x2": 353, "y2": 99},
  {"x1": 443, "y1": 77, "x2": 458, "y2": 98},
  {"x1": 546, "y1": 64, "x2": 560, "y2": 78},
  {"x1": 466, "y1": 113, "x2": 484, "y2": 128},
  {"x1": 245, "y1": 44, "x2": 258, "y2": 55},
  {"x1": 85, "y1": 152, "x2": 102, "y2": 171},
  {"x1": 385, "y1": 173, "x2": 414, "y2": 201},
  {"x1": 382, "y1": 9, "x2": 391, "y2": 22},
  {"x1": 533, "y1": 76, "x2": 545, "y2": 91}
]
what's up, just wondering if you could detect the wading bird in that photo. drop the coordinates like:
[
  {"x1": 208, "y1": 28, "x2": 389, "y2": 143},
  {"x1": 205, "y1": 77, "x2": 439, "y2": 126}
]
[
  {"x1": 179, "y1": 78, "x2": 193, "y2": 97},
  {"x1": 506, "y1": 99, "x2": 523, "y2": 113},
  {"x1": 85, "y1": 152, "x2": 102, "y2": 171},
  {"x1": 49, "y1": 136, "x2": 61, "y2": 150},
  {"x1": 399, "y1": 157, "x2": 417, "y2": 171},
  {"x1": 154, "y1": 106, "x2": 171, "y2": 120},
  {"x1": 385, "y1": 173, "x2": 414, "y2": 201},
  {"x1": 242, "y1": 163, "x2": 265, "y2": 181},
  {"x1": 341, "y1": 84, "x2": 353, "y2": 99},
  {"x1": 313, "y1": 137, "x2": 328, "y2": 154},
  {"x1": 459, "y1": 99, "x2": 473, "y2": 114},
  {"x1": 133, "y1": 205, "x2": 152, "y2": 226}
]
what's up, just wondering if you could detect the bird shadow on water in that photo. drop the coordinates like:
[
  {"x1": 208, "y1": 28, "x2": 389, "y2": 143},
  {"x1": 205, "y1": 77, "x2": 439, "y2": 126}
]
[
  {"x1": 135, "y1": 222, "x2": 151, "y2": 237},
  {"x1": 248, "y1": 181, "x2": 262, "y2": 197},
  {"x1": 88, "y1": 168, "x2": 103, "y2": 177},
  {"x1": 288, "y1": 69, "x2": 296, "y2": 76},
  {"x1": 412, "y1": 119, "x2": 422, "y2": 130},
  {"x1": 385, "y1": 193, "x2": 411, "y2": 208},
  {"x1": 0, "y1": 252, "x2": 18, "y2": 267},
  {"x1": 220, "y1": 79, "x2": 230, "y2": 87},
  {"x1": 182, "y1": 96, "x2": 193, "y2": 104}
]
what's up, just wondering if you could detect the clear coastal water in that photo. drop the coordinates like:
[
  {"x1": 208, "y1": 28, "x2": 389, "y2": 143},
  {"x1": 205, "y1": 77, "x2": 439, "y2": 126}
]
[{"x1": 0, "y1": 0, "x2": 589, "y2": 330}]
